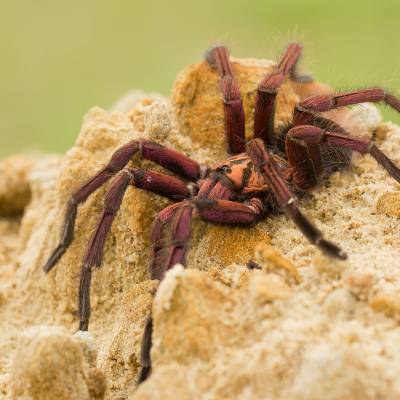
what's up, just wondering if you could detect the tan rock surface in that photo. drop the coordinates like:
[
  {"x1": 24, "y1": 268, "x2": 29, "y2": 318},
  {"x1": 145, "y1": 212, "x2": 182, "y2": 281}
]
[
  {"x1": 377, "y1": 191, "x2": 400, "y2": 218},
  {"x1": 9, "y1": 326, "x2": 105, "y2": 400},
  {"x1": 1, "y1": 55, "x2": 400, "y2": 399},
  {"x1": 0, "y1": 154, "x2": 37, "y2": 216}
]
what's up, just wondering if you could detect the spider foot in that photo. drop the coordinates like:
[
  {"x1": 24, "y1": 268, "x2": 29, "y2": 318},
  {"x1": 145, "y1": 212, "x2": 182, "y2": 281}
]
[
  {"x1": 205, "y1": 44, "x2": 232, "y2": 76},
  {"x1": 316, "y1": 237, "x2": 347, "y2": 260},
  {"x1": 138, "y1": 316, "x2": 153, "y2": 384},
  {"x1": 43, "y1": 244, "x2": 67, "y2": 273},
  {"x1": 137, "y1": 366, "x2": 151, "y2": 384},
  {"x1": 79, "y1": 320, "x2": 89, "y2": 332}
]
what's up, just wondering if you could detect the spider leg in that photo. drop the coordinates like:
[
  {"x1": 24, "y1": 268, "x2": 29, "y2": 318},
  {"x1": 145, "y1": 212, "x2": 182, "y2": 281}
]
[
  {"x1": 284, "y1": 130, "x2": 323, "y2": 190},
  {"x1": 150, "y1": 202, "x2": 193, "y2": 280},
  {"x1": 138, "y1": 315, "x2": 153, "y2": 384},
  {"x1": 139, "y1": 195, "x2": 265, "y2": 383},
  {"x1": 286, "y1": 88, "x2": 360, "y2": 188},
  {"x1": 206, "y1": 45, "x2": 246, "y2": 154},
  {"x1": 78, "y1": 169, "x2": 191, "y2": 331},
  {"x1": 43, "y1": 140, "x2": 139, "y2": 273},
  {"x1": 246, "y1": 138, "x2": 347, "y2": 259},
  {"x1": 43, "y1": 140, "x2": 202, "y2": 273},
  {"x1": 290, "y1": 88, "x2": 400, "y2": 175},
  {"x1": 138, "y1": 201, "x2": 193, "y2": 383},
  {"x1": 194, "y1": 197, "x2": 264, "y2": 225},
  {"x1": 294, "y1": 88, "x2": 400, "y2": 126},
  {"x1": 78, "y1": 171, "x2": 131, "y2": 331},
  {"x1": 286, "y1": 125, "x2": 400, "y2": 184},
  {"x1": 284, "y1": 117, "x2": 350, "y2": 191},
  {"x1": 254, "y1": 43, "x2": 303, "y2": 146}
]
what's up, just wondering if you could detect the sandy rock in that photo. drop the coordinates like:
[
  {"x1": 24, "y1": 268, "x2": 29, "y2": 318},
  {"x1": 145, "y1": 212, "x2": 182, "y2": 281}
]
[
  {"x1": 341, "y1": 102, "x2": 382, "y2": 139},
  {"x1": 370, "y1": 292, "x2": 400, "y2": 320},
  {"x1": 0, "y1": 218, "x2": 19, "y2": 270},
  {"x1": 1, "y1": 56, "x2": 400, "y2": 400},
  {"x1": 255, "y1": 243, "x2": 302, "y2": 284},
  {"x1": 374, "y1": 122, "x2": 396, "y2": 142},
  {"x1": 0, "y1": 154, "x2": 37, "y2": 216},
  {"x1": 250, "y1": 271, "x2": 293, "y2": 302},
  {"x1": 346, "y1": 271, "x2": 375, "y2": 300},
  {"x1": 323, "y1": 287, "x2": 356, "y2": 318},
  {"x1": 9, "y1": 326, "x2": 105, "y2": 400},
  {"x1": 190, "y1": 225, "x2": 271, "y2": 268},
  {"x1": 376, "y1": 191, "x2": 400, "y2": 218},
  {"x1": 134, "y1": 264, "x2": 400, "y2": 400},
  {"x1": 152, "y1": 266, "x2": 238, "y2": 365},
  {"x1": 289, "y1": 326, "x2": 400, "y2": 400}
]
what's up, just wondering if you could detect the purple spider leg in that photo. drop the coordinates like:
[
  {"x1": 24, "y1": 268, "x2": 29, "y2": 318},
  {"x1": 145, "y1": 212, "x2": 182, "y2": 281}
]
[
  {"x1": 150, "y1": 202, "x2": 193, "y2": 280},
  {"x1": 78, "y1": 169, "x2": 192, "y2": 331},
  {"x1": 288, "y1": 89, "x2": 356, "y2": 185},
  {"x1": 138, "y1": 315, "x2": 153, "y2": 383},
  {"x1": 294, "y1": 88, "x2": 400, "y2": 127},
  {"x1": 78, "y1": 171, "x2": 131, "y2": 331},
  {"x1": 139, "y1": 195, "x2": 265, "y2": 384},
  {"x1": 195, "y1": 197, "x2": 264, "y2": 224},
  {"x1": 246, "y1": 138, "x2": 347, "y2": 259},
  {"x1": 206, "y1": 45, "x2": 246, "y2": 154},
  {"x1": 43, "y1": 140, "x2": 139, "y2": 273},
  {"x1": 138, "y1": 202, "x2": 193, "y2": 383},
  {"x1": 152, "y1": 191, "x2": 265, "y2": 276},
  {"x1": 254, "y1": 43, "x2": 303, "y2": 146},
  {"x1": 290, "y1": 101, "x2": 351, "y2": 179},
  {"x1": 290, "y1": 88, "x2": 400, "y2": 170},
  {"x1": 43, "y1": 139, "x2": 202, "y2": 273},
  {"x1": 284, "y1": 128, "x2": 324, "y2": 190},
  {"x1": 286, "y1": 125, "x2": 400, "y2": 184}
]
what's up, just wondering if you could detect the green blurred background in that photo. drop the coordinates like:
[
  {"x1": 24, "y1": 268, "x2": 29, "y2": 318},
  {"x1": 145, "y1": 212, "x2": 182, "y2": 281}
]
[{"x1": 1, "y1": 0, "x2": 399, "y2": 157}]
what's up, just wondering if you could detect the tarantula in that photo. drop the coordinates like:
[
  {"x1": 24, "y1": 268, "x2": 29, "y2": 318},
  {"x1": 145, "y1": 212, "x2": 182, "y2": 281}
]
[{"x1": 43, "y1": 43, "x2": 400, "y2": 383}]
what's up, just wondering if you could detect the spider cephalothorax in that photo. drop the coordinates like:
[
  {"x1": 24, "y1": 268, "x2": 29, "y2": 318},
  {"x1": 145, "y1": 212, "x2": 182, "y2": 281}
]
[{"x1": 43, "y1": 43, "x2": 400, "y2": 383}]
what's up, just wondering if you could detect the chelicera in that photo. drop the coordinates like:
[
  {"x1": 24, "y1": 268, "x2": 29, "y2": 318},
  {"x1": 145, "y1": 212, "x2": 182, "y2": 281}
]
[{"x1": 43, "y1": 43, "x2": 400, "y2": 383}]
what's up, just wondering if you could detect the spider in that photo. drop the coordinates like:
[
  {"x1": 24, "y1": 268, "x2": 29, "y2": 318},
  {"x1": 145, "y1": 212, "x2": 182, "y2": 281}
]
[{"x1": 43, "y1": 43, "x2": 400, "y2": 384}]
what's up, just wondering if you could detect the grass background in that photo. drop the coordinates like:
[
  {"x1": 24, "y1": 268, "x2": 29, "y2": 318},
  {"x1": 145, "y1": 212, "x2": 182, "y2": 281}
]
[{"x1": 1, "y1": 0, "x2": 399, "y2": 157}]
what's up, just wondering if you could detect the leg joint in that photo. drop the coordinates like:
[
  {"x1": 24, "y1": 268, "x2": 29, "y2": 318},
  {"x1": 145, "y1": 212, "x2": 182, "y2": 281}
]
[{"x1": 193, "y1": 199, "x2": 216, "y2": 211}]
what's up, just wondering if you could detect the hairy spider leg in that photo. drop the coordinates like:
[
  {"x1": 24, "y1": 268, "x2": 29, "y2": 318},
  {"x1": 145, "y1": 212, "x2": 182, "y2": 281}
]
[
  {"x1": 78, "y1": 171, "x2": 130, "y2": 331},
  {"x1": 284, "y1": 125, "x2": 324, "y2": 190},
  {"x1": 139, "y1": 194, "x2": 264, "y2": 383},
  {"x1": 287, "y1": 88, "x2": 400, "y2": 185},
  {"x1": 195, "y1": 197, "x2": 264, "y2": 224},
  {"x1": 246, "y1": 138, "x2": 347, "y2": 259},
  {"x1": 254, "y1": 43, "x2": 303, "y2": 146},
  {"x1": 294, "y1": 88, "x2": 400, "y2": 127},
  {"x1": 138, "y1": 201, "x2": 193, "y2": 383},
  {"x1": 285, "y1": 98, "x2": 347, "y2": 190},
  {"x1": 79, "y1": 169, "x2": 191, "y2": 331},
  {"x1": 150, "y1": 202, "x2": 193, "y2": 280},
  {"x1": 206, "y1": 45, "x2": 246, "y2": 154},
  {"x1": 43, "y1": 139, "x2": 202, "y2": 273},
  {"x1": 138, "y1": 315, "x2": 153, "y2": 384},
  {"x1": 286, "y1": 125, "x2": 400, "y2": 184}
]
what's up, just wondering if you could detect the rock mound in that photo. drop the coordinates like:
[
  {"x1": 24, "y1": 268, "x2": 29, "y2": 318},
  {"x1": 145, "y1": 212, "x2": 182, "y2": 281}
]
[{"x1": 1, "y1": 56, "x2": 400, "y2": 399}]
